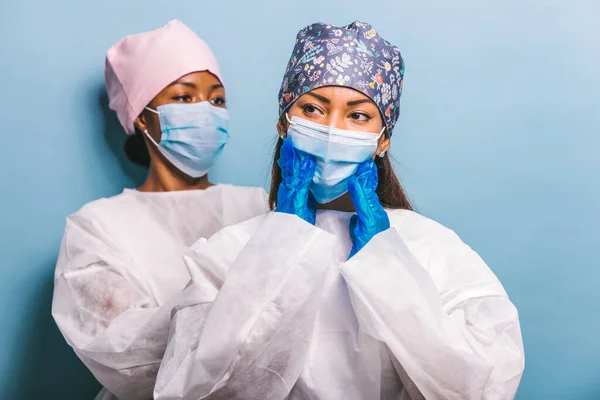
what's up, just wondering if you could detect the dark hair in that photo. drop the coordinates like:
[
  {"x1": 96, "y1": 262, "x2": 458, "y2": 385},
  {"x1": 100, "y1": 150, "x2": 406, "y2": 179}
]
[
  {"x1": 124, "y1": 127, "x2": 151, "y2": 167},
  {"x1": 268, "y1": 134, "x2": 413, "y2": 211}
]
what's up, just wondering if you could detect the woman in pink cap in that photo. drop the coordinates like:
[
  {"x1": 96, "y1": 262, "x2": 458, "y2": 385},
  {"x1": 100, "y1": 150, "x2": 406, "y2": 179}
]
[{"x1": 51, "y1": 20, "x2": 268, "y2": 400}]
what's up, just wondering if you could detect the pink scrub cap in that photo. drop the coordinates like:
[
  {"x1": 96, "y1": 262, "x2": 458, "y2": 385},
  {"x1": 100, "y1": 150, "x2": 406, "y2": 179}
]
[{"x1": 105, "y1": 20, "x2": 221, "y2": 134}]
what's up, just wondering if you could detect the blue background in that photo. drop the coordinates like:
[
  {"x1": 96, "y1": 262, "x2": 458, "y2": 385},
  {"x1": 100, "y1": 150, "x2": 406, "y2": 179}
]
[{"x1": 0, "y1": 1, "x2": 598, "y2": 399}]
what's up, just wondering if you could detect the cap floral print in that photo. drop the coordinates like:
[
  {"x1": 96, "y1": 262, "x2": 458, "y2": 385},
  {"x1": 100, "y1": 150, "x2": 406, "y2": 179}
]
[{"x1": 278, "y1": 21, "x2": 405, "y2": 135}]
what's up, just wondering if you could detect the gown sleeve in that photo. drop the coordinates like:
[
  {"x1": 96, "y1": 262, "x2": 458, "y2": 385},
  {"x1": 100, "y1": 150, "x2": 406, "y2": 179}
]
[
  {"x1": 154, "y1": 212, "x2": 339, "y2": 400},
  {"x1": 52, "y1": 214, "x2": 188, "y2": 400},
  {"x1": 340, "y1": 217, "x2": 525, "y2": 400}
]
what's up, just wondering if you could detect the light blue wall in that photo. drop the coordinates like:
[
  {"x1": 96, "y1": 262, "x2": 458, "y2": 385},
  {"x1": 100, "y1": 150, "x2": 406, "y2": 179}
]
[{"x1": 0, "y1": 1, "x2": 598, "y2": 398}]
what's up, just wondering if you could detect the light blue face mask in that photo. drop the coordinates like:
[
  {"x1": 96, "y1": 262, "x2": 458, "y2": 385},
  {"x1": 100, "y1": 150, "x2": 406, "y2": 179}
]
[
  {"x1": 285, "y1": 115, "x2": 383, "y2": 204},
  {"x1": 144, "y1": 101, "x2": 229, "y2": 178}
]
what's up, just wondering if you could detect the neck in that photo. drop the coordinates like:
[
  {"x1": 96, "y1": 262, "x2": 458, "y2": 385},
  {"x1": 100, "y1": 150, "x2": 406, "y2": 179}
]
[
  {"x1": 138, "y1": 160, "x2": 212, "y2": 192},
  {"x1": 316, "y1": 193, "x2": 355, "y2": 212}
]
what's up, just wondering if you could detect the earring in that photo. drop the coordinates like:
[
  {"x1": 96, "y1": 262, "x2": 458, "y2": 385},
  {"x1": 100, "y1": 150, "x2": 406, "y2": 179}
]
[
  {"x1": 278, "y1": 131, "x2": 287, "y2": 139},
  {"x1": 378, "y1": 151, "x2": 386, "y2": 158}
]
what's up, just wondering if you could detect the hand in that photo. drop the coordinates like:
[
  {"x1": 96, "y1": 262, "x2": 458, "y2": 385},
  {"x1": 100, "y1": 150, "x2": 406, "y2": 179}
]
[
  {"x1": 274, "y1": 138, "x2": 317, "y2": 224},
  {"x1": 347, "y1": 159, "x2": 390, "y2": 258}
]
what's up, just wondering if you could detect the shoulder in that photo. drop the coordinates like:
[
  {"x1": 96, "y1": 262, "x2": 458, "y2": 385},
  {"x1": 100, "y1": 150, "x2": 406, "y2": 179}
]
[
  {"x1": 56, "y1": 192, "x2": 138, "y2": 274},
  {"x1": 386, "y1": 209, "x2": 464, "y2": 246},
  {"x1": 68, "y1": 190, "x2": 136, "y2": 224},
  {"x1": 60, "y1": 191, "x2": 137, "y2": 254},
  {"x1": 386, "y1": 209, "x2": 507, "y2": 306}
]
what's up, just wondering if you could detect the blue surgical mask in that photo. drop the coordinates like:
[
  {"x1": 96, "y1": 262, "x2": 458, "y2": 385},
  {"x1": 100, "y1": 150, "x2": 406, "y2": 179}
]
[
  {"x1": 285, "y1": 115, "x2": 383, "y2": 203},
  {"x1": 144, "y1": 101, "x2": 229, "y2": 178}
]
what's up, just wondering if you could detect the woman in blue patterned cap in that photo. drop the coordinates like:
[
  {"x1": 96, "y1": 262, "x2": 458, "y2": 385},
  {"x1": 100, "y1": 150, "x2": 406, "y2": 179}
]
[{"x1": 154, "y1": 22, "x2": 524, "y2": 400}]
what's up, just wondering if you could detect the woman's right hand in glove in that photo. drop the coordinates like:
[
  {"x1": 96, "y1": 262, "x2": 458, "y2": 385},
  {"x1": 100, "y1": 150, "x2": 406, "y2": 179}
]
[{"x1": 274, "y1": 138, "x2": 317, "y2": 225}]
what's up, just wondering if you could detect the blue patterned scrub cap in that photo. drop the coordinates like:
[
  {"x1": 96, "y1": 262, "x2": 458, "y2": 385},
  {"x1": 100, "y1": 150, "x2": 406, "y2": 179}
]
[{"x1": 278, "y1": 21, "x2": 405, "y2": 135}]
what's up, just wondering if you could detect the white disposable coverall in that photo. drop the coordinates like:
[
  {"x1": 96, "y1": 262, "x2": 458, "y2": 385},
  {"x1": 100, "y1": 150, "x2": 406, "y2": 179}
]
[
  {"x1": 154, "y1": 209, "x2": 524, "y2": 400},
  {"x1": 51, "y1": 184, "x2": 268, "y2": 400}
]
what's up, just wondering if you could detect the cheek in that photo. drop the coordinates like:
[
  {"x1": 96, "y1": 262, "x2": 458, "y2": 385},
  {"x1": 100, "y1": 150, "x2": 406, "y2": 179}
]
[
  {"x1": 146, "y1": 114, "x2": 163, "y2": 140},
  {"x1": 342, "y1": 117, "x2": 381, "y2": 133},
  {"x1": 371, "y1": 116, "x2": 385, "y2": 132},
  {"x1": 363, "y1": 118, "x2": 384, "y2": 132},
  {"x1": 287, "y1": 104, "x2": 305, "y2": 119}
]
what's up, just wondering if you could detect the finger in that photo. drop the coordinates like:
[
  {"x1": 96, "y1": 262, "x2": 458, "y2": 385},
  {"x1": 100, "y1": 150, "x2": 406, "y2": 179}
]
[
  {"x1": 355, "y1": 158, "x2": 375, "y2": 177},
  {"x1": 347, "y1": 175, "x2": 371, "y2": 221},
  {"x1": 277, "y1": 139, "x2": 293, "y2": 182},
  {"x1": 291, "y1": 144, "x2": 303, "y2": 184},
  {"x1": 275, "y1": 183, "x2": 290, "y2": 211},
  {"x1": 278, "y1": 138, "x2": 291, "y2": 165},
  {"x1": 356, "y1": 159, "x2": 378, "y2": 192},
  {"x1": 285, "y1": 139, "x2": 300, "y2": 184},
  {"x1": 294, "y1": 186, "x2": 309, "y2": 216},
  {"x1": 299, "y1": 155, "x2": 316, "y2": 186}
]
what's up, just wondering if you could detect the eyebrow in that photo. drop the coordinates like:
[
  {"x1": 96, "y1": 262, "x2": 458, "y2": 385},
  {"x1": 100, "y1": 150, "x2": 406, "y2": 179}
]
[
  {"x1": 347, "y1": 99, "x2": 372, "y2": 106},
  {"x1": 306, "y1": 92, "x2": 331, "y2": 103},
  {"x1": 167, "y1": 82, "x2": 224, "y2": 92},
  {"x1": 168, "y1": 81, "x2": 196, "y2": 89},
  {"x1": 306, "y1": 92, "x2": 371, "y2": 106}
]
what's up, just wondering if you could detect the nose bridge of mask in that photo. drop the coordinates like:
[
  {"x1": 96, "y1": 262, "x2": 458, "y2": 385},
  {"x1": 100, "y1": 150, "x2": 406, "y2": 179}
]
[
  {"x1": 160, "y1": 102, "x2": 214, "y2": 133},
  {"x1": 287, "y1": 115, "x2": 380, "y2": 163},
  {"x1": 287, "y1": 114, "x2": 383, "y2": 142},
  {"x1": 147, "y1": 102, "x2": 230, "y2": 143},
  {"x1": 326, "y1": 123, "x2": 384, "y2": 144}
]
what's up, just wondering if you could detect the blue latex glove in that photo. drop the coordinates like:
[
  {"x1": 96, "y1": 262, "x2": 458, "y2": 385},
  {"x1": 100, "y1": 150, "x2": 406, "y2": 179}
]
[
  {"x1": 348, "y1": 159, "x2": 391, "y2": 258},
  {"x1": 274, "y1": 138, "x2": 317, "y2": 224}
]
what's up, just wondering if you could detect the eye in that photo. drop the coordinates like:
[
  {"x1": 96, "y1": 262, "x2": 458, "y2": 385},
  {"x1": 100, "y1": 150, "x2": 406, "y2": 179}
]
[
  {"x1": 211, "y1": 96, "x2": 226, "y2": 106},
  {"x1": 302, "y1": 104, "x2": 322, "y2": 116},
  {"x1": 173, "y1": 95, "x2": 193, "y2": 102},
  {"x1": 349, "y1": 112, "x2": 371, "y2": 121}
]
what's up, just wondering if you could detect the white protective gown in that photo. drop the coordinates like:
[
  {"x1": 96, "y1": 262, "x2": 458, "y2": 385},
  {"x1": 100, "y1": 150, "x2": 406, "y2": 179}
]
[
  {"x1": 51, "y1": 184, "x2": 269, "y2": 400},
  {"x1": 154, "y1": 209, "x2": 524, "y2": 400}
]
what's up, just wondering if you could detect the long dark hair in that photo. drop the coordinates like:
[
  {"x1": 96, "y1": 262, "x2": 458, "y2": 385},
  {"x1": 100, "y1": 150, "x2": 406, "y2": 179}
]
[{"x1": 268, "y1": 133, "x2": 413, "y2": 211}]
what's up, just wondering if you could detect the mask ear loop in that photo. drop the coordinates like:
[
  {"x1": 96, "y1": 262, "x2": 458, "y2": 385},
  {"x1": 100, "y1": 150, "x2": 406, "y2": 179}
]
[
  {"x1": 142, "y1": 129, "x2": 161, "y2": 148},
  {"x1": 142, "y1": 107, "x2": 161, "y2": 146},
  {"x1": 279, "y1": 113, "x2": 293, "y2": 139},
  {"x1": 377, "y1": 125, "x2": 387, "y2": 157}
]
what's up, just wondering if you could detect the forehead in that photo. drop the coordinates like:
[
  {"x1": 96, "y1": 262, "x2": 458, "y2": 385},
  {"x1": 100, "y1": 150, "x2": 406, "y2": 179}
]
[
  {"x1": 300, "y1": 85, "x2": 376, "y2": 105},
  {"x1": 170, "y1": 70, "x2": 222, "y2": 86}
]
